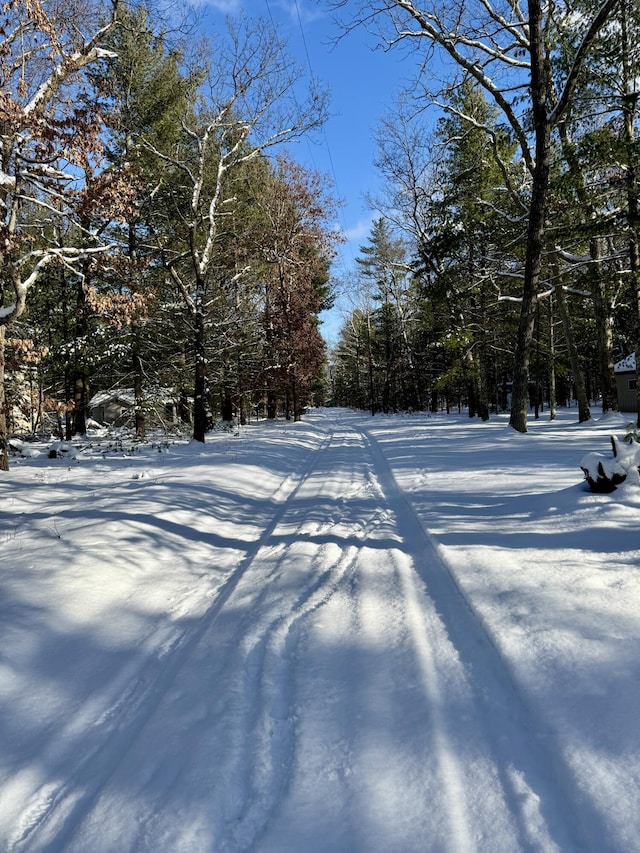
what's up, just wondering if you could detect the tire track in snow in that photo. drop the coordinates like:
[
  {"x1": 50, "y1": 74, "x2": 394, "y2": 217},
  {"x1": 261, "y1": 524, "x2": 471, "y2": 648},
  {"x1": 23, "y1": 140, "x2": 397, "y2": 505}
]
[
  {"x1": 216, "y1": 423, "x2": 398, "y2": 849},
  {"x1": 359, "y1": 423, "x2": 612, "y2": 853},
  {"x1": 333, "y1": 424, "x2": 477, "y2": 851},
  {"x1": 215, "y1": 423, "x2": 418, "y2": 850},
  {"x1": 219, "y1": 542, "x2": 361, "y2": 852},
  {"x1": 8, "y1": 426, "x2": 336, "y2": 853},
  {"x1": 248, "y1": 417, "x2": 502, "y2": 852}
]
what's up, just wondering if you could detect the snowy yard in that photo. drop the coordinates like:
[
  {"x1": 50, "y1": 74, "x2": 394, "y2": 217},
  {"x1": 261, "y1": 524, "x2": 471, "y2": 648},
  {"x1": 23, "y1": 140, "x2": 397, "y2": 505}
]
[{"x1": 1, "y1": 407, "x2": 639, "y2": 852}]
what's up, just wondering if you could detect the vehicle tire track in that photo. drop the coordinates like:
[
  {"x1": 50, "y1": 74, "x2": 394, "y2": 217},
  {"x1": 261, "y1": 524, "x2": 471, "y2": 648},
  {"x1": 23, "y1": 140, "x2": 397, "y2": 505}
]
[
  {"x1": 217, "y1": 422, "x2": 429, "y2": 850},
  {"x1": 219, "y1": 543, "x2": 361, "y2": 852},
  {"x1": 9, "y1": 426, "x2": 336, "y2": 853},
  {"x1": 246, "y1": 416, "x2": 495, "y2": 852}
]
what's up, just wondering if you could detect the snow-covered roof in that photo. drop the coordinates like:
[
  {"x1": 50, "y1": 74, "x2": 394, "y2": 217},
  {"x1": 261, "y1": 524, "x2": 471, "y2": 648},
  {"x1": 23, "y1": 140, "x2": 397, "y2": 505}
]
[
  {"x1": 89, "y1": 389, "x2": 136, "y2": 407},
  {"x1": 89, "y1": 388, "x2": 175, "y2": 407},
  {"x1": 614, "y1": 353, "x2": 636, "y2": 373}
]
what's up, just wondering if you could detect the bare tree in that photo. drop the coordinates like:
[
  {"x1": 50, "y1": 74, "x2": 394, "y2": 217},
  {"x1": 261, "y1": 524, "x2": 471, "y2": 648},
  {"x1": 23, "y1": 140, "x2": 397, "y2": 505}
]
[
  {"x1": 336, "y1": 0, "x2": 621, "y2": 430},
  {"x1": 0, "y1": 0, "x2": 120, "y2": 469},
  {"x1": 148, "y1": 17, "x2": 328, "y2": 441}
]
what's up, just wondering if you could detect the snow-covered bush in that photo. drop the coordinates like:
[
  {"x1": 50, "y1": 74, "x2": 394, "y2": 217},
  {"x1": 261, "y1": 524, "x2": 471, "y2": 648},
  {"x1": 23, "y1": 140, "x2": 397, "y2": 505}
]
[
  {"x1": 581, "y1": 425, "x2": 640, "y2": 493},
  {"x1": 8, "y1": 438, "x2": 41, "y2": 459}
]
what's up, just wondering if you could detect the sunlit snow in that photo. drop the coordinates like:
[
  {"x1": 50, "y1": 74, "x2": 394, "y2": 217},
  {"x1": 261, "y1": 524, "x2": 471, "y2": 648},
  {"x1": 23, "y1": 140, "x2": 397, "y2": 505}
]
[{"x1": 1, "y1": 407, "x2": 639, "y2": 852}]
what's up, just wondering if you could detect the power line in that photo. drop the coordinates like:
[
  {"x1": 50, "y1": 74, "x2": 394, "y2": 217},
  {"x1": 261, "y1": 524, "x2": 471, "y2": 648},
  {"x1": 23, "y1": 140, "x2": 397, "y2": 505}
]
[
  {"x1": 264, "y1": 0, "x2": 355, "y2": 265},
  {"x1": 291, "y1": 0, "x2": 357, "y2": 276},
  {"x1": 263, "y1": 0, "x2": 356, "y2": 338}
]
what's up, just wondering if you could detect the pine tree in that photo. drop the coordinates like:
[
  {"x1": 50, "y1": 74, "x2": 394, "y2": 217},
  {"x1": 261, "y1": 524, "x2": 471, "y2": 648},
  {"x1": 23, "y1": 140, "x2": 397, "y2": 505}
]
[
  {"x1": 356, "y1": 219, "x2": 419, "y2": 411},
  {"x1": 414, "y1": 82, "x2": 519, "y2": 418},
  {"x1": 253, "y1": 156, "x2": 339, "y2": 420},
  {"x1": 0, "y1": 0, "x2": 120, "y2": 468}
]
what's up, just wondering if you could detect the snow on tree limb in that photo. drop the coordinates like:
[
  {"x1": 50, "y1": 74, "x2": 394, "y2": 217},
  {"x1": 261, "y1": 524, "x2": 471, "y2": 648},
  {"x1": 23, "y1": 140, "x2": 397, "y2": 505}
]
[
  {"x1": 23, "y1": 45, "x2": 118, "y2": 120},
  {"x1": 0, "y1": 172, "x2": 16, "y2": 191},
  {"x1": 0, "y1": 2, "x2": 122, "y2": 330},
  {"x1": 549, "y1": 0, "x2": 622, "y2": 125}
]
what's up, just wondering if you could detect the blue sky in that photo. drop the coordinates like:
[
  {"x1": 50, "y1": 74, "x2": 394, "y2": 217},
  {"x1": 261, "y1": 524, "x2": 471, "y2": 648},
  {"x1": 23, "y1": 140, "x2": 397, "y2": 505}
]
[{"x1": 197, "y1": 0, "x2": 419, "y2": 342}]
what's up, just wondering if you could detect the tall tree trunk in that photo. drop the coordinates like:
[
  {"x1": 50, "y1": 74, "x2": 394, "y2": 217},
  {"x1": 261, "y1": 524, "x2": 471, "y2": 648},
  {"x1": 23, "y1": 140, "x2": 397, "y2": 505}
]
[
  {"x1": 548, "y1": 293, "x2": 557, "y2": 420},
  {"x1": 620, "y1": 0, "x2": 640, "y2": 426},
  {"x1": 0, "y1": 327, "x2": 9, "y2": 471},
  {"x1": 133, "y1": 327, "x2": 146, "y2": 440},
  {"x1": 589, "y1": 238, "x2": 617, "y2": 412},
  {"x1": 193, "y1": 289, "x2": 208, "y2": 443},
  {"x1": 267, "y1": 391, "x2": 277, "y2": 419},
  {"x1": 509, "y1": 165, "x2": 548, "y2": 430},
  {"x1": 630, "y1": 237, "x2": 640, "y2": 427},
  {"x1": 69, "y1": 238, "x2": 92, "y2": 438},
  {"x1": 626, "y1": 185, "x2": 640, "y2": 429},
  {"x1": 221, "y1": 386, "x2": 233, "y2": 422},
  {"x1": 477, "y1": 290, "x2": 490, "y2": 421},
  {"x1": 396, "y1": 302, "x2": 422, "y2": 409},
  {"x1": 129, "y1": 219, "x2": 146, "y2": 440},
  {"x1": 466, "y1": 348, "x2": 490, "y2": 421},
  {"x1": 509, "y1": 0, "x2": 550, "y2": 433},
  {"x1": 476, "y1": 365, "x2": 490, "y2": 422},
  {"x1": 382, "y1": 304, "x2": 392, "y2": 414},
  {"x1": 555, "y1": 283, "x2": 591, "y2": 422},
  {"x1": 366, "y1": 312, "x2": 376, "y2": 416},
  {"x1": 64, "y1": 387, "x2": 74, "y2": 441},
  {"x1": 468, "y1": 375, "x2": 478, "y2": 418},
  {"x1": 293, "y1": 382, "x2": 302, "y2": 421},
  {"x1": 73, "y1": 373, "x2": 87, "y2": 436}
]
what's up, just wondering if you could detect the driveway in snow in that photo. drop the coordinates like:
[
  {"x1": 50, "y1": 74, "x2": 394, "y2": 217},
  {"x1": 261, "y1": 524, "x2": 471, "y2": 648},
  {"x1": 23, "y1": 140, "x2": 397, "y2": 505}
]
[{"x1": 1, "y1": 408, "x2": 638, "y2": 851}]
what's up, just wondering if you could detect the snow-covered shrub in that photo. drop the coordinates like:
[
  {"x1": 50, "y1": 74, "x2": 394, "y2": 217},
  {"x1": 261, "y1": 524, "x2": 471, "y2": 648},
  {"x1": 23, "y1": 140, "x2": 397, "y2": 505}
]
[
  {"x1": 8, "y1": 438, "x2": 41, "y2": 459},
  {"x1": 622, "y1": 422, "x2": 640, "y2": 444},
  {"x1": 47, "y1": 441, "x2": 78, "y2": 460},
  {"x1": 581, "y1": 427, "x2": 640, "y2": 493}
]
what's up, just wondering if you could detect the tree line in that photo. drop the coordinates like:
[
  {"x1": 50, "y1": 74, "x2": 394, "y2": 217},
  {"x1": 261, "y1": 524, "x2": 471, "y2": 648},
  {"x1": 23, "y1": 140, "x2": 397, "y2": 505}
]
[
  {"x1": 3, "y1": 0, "x2": 640, "y2": 472},
  {"x1": 331, "y1": 0, "x2": 640, "y2": 431},
  {"x1": 0, "y1": 0, "x2": 340, "y2": 469}
]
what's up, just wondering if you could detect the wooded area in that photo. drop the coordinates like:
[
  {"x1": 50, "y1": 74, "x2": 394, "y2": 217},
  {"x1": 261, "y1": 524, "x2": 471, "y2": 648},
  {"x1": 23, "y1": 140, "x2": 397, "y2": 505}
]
[
  {"x1": 1, "y1": 0, "x2": 640, "y2": 471},
  {"x1": 330, "y1": 0, "x2": 640, "y2": 431},
  {"x1": 0, "y1": 0, "x2": 339, "y2": 469}
]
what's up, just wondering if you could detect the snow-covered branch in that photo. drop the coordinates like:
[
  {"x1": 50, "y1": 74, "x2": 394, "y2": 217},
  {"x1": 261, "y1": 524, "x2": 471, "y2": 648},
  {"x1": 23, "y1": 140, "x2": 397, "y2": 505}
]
[
  {"x1": 389, "y1": 0, "x2": 535, "y2": 171},
  {"x1": 24, "y1": 10, "x2": 119, "y2": 121},
  {"x1": 550, "y1": 0, "x2": 623, "y2": 125}
]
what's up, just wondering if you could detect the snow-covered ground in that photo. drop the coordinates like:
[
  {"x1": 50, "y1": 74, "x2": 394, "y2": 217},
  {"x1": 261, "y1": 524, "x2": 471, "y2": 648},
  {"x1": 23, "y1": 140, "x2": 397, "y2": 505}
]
[{"x1": 1, "y1": 407, "x2": 639, "y2": 852}]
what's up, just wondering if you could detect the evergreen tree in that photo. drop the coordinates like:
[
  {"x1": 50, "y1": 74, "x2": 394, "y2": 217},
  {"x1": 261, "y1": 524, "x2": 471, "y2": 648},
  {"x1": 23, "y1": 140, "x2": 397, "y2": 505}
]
[
  {"x1": 415, "y1": 81, "x2": 520, "y2": 418},
  {"x1": 95, "y1": 8, "x2": 199, "y2": 437},
  {"x1": 356, "y1": 219, "x2": 419, "y2": 411},
  {"x1": 253, "y1": 156, "x2": 339, "y2": 420},
  {"x1": 0, "y1": 0, "x2": 120, "y2": 468}
]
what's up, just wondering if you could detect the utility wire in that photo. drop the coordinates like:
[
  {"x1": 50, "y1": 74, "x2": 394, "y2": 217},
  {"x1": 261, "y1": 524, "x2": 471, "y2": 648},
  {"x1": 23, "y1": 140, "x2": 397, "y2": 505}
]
[
  {"x1": 291, "y1": 0, "x2": 355, "y2": 270},
  {"x1": 264, "y1": 0, "x2": 355, "y2": 271},
  {"x1": 263, "y1": 0, "x2": 356, "y2": 335}
]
